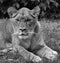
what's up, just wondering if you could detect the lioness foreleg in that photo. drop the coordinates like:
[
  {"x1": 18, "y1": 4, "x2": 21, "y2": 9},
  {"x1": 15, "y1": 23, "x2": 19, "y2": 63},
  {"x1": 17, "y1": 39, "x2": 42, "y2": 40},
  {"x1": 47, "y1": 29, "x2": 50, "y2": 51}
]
[
  {"x1": 36, "y1": 45, "x2": 58, "y2": 61},
  {"x1": 12, "y1": 34, "x2": 42, "y2": 63},
  {"x1": 17, "y1": 45, "x2": 43, "y2": 63}
]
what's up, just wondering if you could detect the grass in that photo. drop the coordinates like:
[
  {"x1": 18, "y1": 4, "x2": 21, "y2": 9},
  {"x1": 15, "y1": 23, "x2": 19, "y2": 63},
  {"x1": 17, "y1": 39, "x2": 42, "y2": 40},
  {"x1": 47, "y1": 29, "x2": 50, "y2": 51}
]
[
  {"x1": 0, "y1": 19, "x2": 60, "y2": 63},
  {"x1": 0, "y1": 51, "x2": 27, "y2": 63}
]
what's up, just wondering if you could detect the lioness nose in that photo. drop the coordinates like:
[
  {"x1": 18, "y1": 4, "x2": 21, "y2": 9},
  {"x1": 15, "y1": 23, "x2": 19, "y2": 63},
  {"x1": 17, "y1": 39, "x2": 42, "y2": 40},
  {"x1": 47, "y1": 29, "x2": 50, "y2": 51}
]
[{"x1": 20, "y1": 28, "x2": 26, "y2": 32}]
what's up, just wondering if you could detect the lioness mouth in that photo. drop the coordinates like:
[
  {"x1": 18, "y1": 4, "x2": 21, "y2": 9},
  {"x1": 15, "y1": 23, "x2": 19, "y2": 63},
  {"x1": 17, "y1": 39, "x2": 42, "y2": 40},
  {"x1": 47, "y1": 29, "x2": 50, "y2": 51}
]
[
  {"x1": 17, "y1": 33, "x2": 29, "y2": 39},
  {"x1": 18, "y1": 33, "x2": 28, "y2": 37},
  {"x1": 21, "y1": 33, "x2": 28, "y2": 36}
]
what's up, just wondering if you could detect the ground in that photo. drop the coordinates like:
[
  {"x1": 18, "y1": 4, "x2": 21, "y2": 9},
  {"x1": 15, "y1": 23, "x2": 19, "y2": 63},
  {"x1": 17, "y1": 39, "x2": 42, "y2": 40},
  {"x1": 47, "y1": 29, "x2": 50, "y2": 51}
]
[{"x1": 0, "y1": 19, "x2": 60, "y2": 63}]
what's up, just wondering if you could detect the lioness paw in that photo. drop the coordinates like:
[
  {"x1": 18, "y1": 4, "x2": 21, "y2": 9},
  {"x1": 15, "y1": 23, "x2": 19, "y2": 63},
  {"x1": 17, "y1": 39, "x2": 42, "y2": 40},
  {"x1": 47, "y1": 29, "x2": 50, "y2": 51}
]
[
  {"x1": 32, "y1": 56, "x2": 42, "y2": 63},
  {"x1": 45, "y1": 50, "x2": 58, "y2": 61},
  {"x1": 50, "y1": 51, "x2": 58, "y2": 61}
]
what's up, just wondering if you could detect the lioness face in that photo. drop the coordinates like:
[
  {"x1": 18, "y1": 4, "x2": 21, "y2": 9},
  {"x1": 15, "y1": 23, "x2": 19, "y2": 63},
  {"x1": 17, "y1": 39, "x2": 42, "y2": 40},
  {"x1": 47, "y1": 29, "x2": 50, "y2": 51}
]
[{"x1": 8, "y1": 7, "x2": 40, "y2": 39}]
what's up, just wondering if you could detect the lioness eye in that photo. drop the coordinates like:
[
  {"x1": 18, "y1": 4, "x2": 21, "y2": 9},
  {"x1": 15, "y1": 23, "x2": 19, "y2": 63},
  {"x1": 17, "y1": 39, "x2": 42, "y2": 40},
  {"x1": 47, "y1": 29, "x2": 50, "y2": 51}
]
[
  {"x1": 29, "y1": 23, "x2": 32, "y2": 26},
  {"x1": 26, "y1": 19, "x2": 31, "y2": 22},
  {"x1": 16, "y1": 19, "x2": 19, "y2": 21}
]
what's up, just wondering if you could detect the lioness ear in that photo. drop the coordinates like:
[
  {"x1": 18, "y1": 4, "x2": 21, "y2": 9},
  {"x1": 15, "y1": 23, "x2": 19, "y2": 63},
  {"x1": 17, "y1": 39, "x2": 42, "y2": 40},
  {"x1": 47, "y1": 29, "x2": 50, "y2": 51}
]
[
  {"x1": 31, "y1": 6, "x2": 40, "y2": 17},
  {"x1": 7, "y1": 7, "x2": 17, "y2": 17}
]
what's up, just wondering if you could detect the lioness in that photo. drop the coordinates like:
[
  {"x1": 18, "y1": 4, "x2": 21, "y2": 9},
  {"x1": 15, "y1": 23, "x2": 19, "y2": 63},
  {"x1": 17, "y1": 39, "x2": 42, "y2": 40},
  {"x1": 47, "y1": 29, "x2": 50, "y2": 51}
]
[{"x1": 0, "y1": 6, "x2": 58, "y2": 63}]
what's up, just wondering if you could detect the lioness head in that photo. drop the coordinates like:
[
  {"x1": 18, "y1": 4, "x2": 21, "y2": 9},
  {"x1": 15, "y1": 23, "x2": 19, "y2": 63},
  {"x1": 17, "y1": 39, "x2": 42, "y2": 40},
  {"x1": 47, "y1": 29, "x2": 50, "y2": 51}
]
[{"x1": 7, "y1": 6, "x2": 40, "y2": 39}]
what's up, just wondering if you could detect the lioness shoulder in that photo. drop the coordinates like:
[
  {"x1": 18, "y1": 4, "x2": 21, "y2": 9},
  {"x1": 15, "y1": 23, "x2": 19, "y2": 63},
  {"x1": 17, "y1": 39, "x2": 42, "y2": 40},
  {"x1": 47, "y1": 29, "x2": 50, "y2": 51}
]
[{"x1": 0, "y1": 19, "x2": 13, "y2": 48}]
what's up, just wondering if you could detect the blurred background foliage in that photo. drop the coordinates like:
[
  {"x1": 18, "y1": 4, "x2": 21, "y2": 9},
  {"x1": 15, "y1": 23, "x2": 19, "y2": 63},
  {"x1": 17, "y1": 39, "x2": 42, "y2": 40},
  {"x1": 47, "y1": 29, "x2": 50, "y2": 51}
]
[{"x1": 0, "y1": 0, "x2": 60, "y2": 19}]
